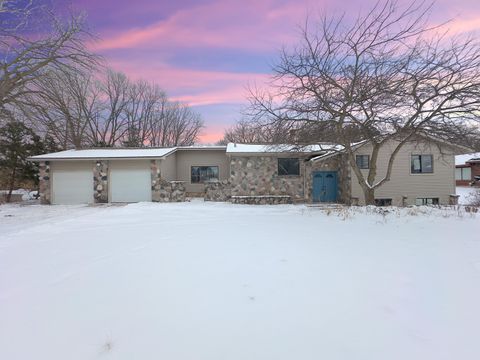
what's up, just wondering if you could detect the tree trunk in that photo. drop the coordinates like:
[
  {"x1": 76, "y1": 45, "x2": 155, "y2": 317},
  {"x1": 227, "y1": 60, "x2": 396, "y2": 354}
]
[
  {"x1": 6, "y1": 167, "x2": 16, "y2": 203},
  {"x1": 363, "y1": 187, "x2": 375, "y2": 205}
]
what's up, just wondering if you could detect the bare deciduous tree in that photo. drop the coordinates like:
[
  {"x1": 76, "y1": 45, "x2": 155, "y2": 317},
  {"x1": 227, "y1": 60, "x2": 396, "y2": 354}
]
[
  {"x1": 217, "y1": 119, "x2": 272, "y2": 145},
  {"x1": 122, "y1": 80, "x2": 166, "y2": 147},
  {"x1": 26, "y1": 67, "x2": 99, "y2": 148},
  {"x1": 247, "y1": 0, "x2": 480, "y2": 204},
  {"x1": 153, "y1": 101, "x2": 203, "y2": 146},
  {"x1": 219, "y1": 117, "x2": 364, "y2": 145},
  {"x1": 0, "y1": 0, "x2": 97, "y2": 119},
  {"x1": 27, "y1": 68, "x2": 204, "y2": 148},
  {"x1": 121, "y1": 80, "x2": 204, "y2": 147},
  {"x1": 1, "y1": 2, "x2": 203, "y2": 151},
  {"x1": 88, "y1": 70, "x2": 130, "y2": 147}
]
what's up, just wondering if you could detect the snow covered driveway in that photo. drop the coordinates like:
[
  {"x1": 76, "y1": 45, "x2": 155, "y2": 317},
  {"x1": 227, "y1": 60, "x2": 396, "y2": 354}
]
[{"x1": 1, "y1": 201, "x2": 479, "y2": 360}]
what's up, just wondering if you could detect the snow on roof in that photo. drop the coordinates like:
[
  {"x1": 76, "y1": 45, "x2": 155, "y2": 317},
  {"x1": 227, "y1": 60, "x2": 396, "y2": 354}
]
[
  {"x1": 309, "y1": 141, "x2": 370, "y2": 162},
  {"x1": 176, "y1": 145, "x2": 226, "y2": 150},
  {"x1": 225, "y1": 143, "x2": 337, "y2": 154},
  {"x1": 29, "y1": 148, "x2": 177, "y2": 160},
  {"x1": 455, "y1": 153, "x2": 480, "y2": 166},
  {"x1": 29, "y1": 145, "x2": 228, "y2": 161}
]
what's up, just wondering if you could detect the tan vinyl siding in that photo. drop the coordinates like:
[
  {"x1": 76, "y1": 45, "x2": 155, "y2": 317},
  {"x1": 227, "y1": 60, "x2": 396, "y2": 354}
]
[
  {"x1": 160, "y1": 152, "x2": 177, "y2": 181},
  {"x1": 351, "y1": 140, "x2": 456, "y2": 205},
  {"x1": 175, "y1": 150, "x2": 229, "y2": 193}
]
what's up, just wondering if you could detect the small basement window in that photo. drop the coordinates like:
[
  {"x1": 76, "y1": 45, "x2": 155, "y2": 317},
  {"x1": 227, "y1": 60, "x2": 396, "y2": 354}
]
[
  {"x1": 356, "y1": 155, "x2": 370, "y2": 169},
  {"x1": 415, "y1": 198, "x2": 439, "y2": 206},
  {"x1": 191, "y1": 166, "x2": 219, "y2": 183},
  {"x1": 278, "y1": 158, "x2": 300, "y2": 176},
  {"x1": 375, "y1": 198, "x2": 392, "y2": 206},
  {"x1": 411, "y1": 154, "x2": 433, "y2": 174}
]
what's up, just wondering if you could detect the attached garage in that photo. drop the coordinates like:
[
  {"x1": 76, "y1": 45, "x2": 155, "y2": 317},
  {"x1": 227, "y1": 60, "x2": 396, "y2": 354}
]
[
  {"x1": 109, "y1": 160, "x2": 152, "y2": 203},
  {"x1": 29, "y1": 147, "x2": 191, "y2": 205},
  {"x1": 51, "y1": 162, "x2": 93, "y2": 205}
]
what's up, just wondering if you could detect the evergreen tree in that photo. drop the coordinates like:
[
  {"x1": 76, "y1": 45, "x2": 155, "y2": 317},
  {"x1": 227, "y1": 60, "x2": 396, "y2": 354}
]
[
  {"x1": 25, "y1": 134, "x2": 62, "y2": 192},
  {"x1": 0, "y1": 122, "x2": 57, "y2": 202}
]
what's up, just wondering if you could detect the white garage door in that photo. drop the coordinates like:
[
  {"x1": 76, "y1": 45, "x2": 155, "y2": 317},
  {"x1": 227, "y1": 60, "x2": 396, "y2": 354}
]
[
  {"x1": 51, "y1": 162, "x2": 93, "y2": 205},
  {"x1": 110, "y1": 161, "x2": 151, "y2": 202}
]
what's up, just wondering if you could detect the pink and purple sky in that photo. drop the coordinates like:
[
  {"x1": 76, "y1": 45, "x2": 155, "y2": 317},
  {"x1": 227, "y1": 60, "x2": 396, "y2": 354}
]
[{"x1": 58, "y1": 0, "x2": 480, "y2": 143}]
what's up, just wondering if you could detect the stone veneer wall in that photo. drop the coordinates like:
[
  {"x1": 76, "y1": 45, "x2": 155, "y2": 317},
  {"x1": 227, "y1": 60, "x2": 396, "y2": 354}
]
[
  {"x1": 170, "y1": 181, "x2": 186, "y2": 202},
  {"x1": 151, "y1": 159, "x2": 166, "y2": 202},
  {"x1": 152, "y1": 179, "x2": 186, "y2": 202},
  {"x1": 204, "y1": 179, "x2": 231, "y2": 201},
  {"x1": 231, "y1": 195, "x2": 292, "y2": 205},
  {"x1": 151, "y1": 160, "x2": 186, "y2": 202},
  {"x1": 229, "y1": 156, "x2": 306, "y2": 201},
  {"x1": 93, "y1": 160, "x2": 109, "y2": 203},
  {"x1": 304, "y1": 154, "x2": 351, "y2": 204},
  {"x1": 39, "y1": 161, "x2": 51, "y2": 204},
  {"x1": 229, "y1": 154, "x2": 351, "y2": 204}
]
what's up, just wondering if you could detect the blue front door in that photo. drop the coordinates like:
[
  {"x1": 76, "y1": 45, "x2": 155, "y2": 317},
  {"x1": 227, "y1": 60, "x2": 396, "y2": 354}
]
[{"x1": 312, "y1": 171, "x2": 338, "y2": 202}]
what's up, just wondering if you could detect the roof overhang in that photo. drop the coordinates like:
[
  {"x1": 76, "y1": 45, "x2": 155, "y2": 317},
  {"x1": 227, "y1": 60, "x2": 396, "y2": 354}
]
[{"x1": 28, "y1": 146, "x2": 231, "y2": 162}]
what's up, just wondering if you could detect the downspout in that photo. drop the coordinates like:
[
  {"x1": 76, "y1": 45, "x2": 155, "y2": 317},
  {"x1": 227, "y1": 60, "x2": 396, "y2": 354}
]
[{"x1": 303, "y1": 159, "x2": 307, "y2": 202}]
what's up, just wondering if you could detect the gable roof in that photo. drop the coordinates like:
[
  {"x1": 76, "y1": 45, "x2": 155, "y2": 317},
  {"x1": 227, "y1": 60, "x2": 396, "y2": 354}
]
[{"x1": 310, "y1": 134, "x2": 473, "y2": 163}]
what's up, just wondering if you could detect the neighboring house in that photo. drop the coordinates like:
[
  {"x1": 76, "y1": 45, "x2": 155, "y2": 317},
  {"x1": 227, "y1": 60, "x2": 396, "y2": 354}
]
[
  {"x1": 29, "y1": 137, "x2": 469, "y2": 206},
  {"x1": 455, "y1": 153, "x2": 480, "y2": 186}
]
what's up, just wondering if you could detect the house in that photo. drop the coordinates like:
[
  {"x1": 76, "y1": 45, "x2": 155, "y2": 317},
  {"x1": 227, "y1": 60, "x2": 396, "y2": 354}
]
[
  {"x1": 455, "y1": 153, "x2": 480, "y2": 186},
  {"x1": 29, "y1": 136, "x2": 469, "y2": 206}
]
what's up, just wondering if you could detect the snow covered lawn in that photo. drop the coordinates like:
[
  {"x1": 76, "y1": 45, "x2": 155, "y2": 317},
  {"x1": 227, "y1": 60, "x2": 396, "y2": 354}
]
[
  {"x1": 1, "y1": 201, "x2": 479, "y2": 360},
  {"x1": 457, "y1": 186, "x2": 479, "y2": 205}
]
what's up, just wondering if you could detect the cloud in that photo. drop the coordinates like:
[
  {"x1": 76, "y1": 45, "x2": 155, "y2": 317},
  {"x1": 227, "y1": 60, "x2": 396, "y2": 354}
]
[
  {"x1": 445, "y1": 17, "x2": 480, "y2": 34},
  {"x1": 91, "y1": 0, "x2": 305, "y2": 52},
  {"x1": 87, "y1": 0, "x2": 480, "y2": 144},
  {"x1": 105, "y1": 59, "x2": 268, "y2": 143},
  {"x1": 198, "y1": 129, "x2": 226, "y2": 144},
  {"x1": 107, "y1": 59, "x2": 269, "y2": 106}
]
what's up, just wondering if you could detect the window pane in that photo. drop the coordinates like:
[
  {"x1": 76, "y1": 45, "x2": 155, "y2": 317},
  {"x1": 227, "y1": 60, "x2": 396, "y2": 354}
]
[
  {"x1": 212, "y1": 166, "x2": 219, "y2": 178},
  {"x1": 191, "y1": 166, "x2": 219, "y2": 183},
  {"x1": 463, "y1": 167, "x2": 471, "y2": 180},
  {"x1": 356, "y1": 155, "x2": 369, "y2": 169},
  {"x1": 455, "y1": 168, "x2": 462, "y2": 180},
  {"x1": 375, "y1": 198, "x2": 392, "y2": 206},
  {"x1": 191, "y1": 166, "x2": 200, "y2": 183},
  {"x1": 411, "y1": 155, "x2": 421, "y2": 173},
  {"x1": 421, "y1": 155, "x2": 433, "y2": 173},
  {"x1": 416, "y1": 198, "x2": 439, "y2": 206},
  {"x1": 278, "y1": 158, "x2": 299, "y2": 175}
]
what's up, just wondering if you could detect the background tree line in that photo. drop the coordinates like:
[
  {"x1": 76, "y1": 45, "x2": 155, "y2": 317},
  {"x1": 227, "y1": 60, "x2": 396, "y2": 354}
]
[{"x1": 24, "y1": 68, "x2": 203, "y2": 149}]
